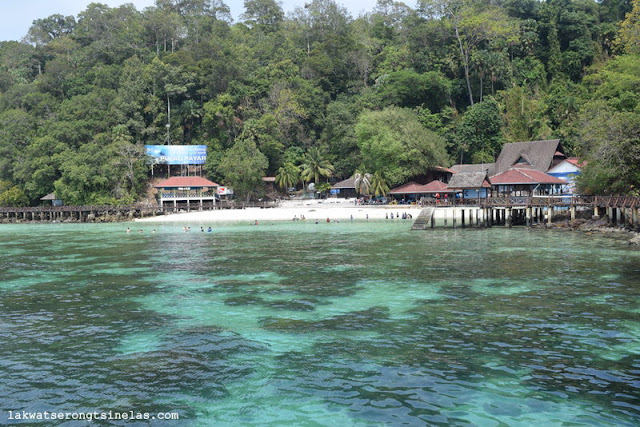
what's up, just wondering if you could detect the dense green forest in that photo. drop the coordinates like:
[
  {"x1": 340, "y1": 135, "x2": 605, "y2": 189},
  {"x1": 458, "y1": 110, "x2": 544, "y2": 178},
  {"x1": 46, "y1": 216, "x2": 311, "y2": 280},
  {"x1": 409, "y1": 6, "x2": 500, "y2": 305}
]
[{"x1": 0, "y1": 0, "x2": 639, "y2": 205}]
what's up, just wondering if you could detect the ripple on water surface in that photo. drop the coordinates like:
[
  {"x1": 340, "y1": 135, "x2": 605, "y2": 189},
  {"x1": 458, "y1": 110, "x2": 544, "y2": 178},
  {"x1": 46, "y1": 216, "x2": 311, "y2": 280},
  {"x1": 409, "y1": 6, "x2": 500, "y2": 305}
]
[{"x1": 0, "y1": 223, "x2": 638, "y2": 425}]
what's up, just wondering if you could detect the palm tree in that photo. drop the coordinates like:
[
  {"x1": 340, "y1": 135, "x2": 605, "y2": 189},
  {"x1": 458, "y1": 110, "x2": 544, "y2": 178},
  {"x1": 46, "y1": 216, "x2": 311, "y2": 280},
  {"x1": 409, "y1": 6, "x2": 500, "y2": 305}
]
[
  {"x1": 275, "y1": 162, "x2": 300, "y2": 192},
  {"x1": 300, "y1": 147, "x2": 334, "y2": 186},
  {"x1": 353, "y1": 169, "x2": 372, "y2": 196},
  {"x1": 370, "y1": 171, "x2": 390, "y2": 197}
]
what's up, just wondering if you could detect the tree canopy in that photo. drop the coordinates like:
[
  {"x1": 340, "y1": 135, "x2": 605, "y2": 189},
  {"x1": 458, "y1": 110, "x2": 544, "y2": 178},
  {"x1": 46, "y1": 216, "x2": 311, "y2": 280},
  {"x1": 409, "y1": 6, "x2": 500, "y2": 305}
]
[{"x1": 0, "y1": 0, "x2": 637, "y2": 203}]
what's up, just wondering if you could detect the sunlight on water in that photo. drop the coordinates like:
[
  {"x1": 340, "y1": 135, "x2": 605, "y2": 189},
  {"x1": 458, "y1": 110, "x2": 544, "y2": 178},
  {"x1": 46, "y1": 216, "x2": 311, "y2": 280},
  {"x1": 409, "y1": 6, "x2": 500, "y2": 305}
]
[{"x1": 0, "y1": 222, "x2": 638, "y2": 425}]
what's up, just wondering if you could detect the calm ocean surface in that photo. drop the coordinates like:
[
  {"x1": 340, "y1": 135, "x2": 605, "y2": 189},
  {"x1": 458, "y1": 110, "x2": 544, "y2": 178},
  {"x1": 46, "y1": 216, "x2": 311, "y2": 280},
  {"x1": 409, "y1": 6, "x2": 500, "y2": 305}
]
[{"x1": 0, "y1": 221, "x2": 638, "y2": 426}]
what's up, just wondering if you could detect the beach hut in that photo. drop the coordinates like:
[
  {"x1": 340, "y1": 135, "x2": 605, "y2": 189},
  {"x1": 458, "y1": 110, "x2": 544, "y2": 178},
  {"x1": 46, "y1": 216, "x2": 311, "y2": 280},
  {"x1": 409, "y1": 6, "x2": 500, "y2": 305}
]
[
  {"x1": 262, "y1": 176, "x2": 277, "y2": 195},
  {"x1": 154, "y1": 176, "x2": 219, "y2": 209},
  {"x1": 40, "y1": 192, "x2": 63, "y2": 207},
  {"x1": 331, "y1": 178, "x2": 358, "y2": 198}
]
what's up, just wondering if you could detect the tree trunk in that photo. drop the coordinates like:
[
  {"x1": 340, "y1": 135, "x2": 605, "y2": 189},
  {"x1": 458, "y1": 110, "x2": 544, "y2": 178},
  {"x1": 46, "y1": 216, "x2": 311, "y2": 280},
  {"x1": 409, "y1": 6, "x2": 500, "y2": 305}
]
[{"x1": 455, "y1": 25, "x2": 474, "y2": 106}]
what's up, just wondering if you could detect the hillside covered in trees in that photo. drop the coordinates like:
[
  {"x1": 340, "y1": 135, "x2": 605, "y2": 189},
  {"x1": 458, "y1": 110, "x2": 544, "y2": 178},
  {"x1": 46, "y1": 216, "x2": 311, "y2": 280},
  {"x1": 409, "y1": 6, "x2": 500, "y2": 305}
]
[{"x1": 0, "y1": 0, "x2": 639, "y2": 205}]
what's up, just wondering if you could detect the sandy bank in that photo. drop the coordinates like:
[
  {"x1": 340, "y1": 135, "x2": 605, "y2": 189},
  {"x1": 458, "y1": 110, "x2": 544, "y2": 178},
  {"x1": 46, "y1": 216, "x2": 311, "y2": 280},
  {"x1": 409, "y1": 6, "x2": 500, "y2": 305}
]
[{"x1": 136, "y1": 199, "x2": 423, "y2": 223}]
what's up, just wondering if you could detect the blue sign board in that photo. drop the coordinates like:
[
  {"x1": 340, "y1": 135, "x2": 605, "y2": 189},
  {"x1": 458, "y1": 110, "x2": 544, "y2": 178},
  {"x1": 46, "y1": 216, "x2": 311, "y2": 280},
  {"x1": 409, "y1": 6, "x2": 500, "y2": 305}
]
[{"x1": 145, "y1": 145, "x2": 207, "y2": 165}]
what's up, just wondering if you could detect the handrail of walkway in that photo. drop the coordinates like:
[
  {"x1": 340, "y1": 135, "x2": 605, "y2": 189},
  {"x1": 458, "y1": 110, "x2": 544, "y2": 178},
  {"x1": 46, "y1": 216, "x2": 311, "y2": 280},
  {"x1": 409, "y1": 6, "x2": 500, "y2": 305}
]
[
  {"x1": 420, "y1": 195, "x2": 640, "y2": 208},
  {"x1": 0, "y1": 200, "x2": 282, "y2": 213}
]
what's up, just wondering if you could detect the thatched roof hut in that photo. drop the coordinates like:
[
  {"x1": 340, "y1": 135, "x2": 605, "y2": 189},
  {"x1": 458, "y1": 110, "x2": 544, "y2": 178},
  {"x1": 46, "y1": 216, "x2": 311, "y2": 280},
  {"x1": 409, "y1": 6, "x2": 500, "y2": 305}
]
[
  {"x1": 447, "y1": 172, "x2": 492, "y2": 190},
  {"x1": 493, "y1": 139, "x2": 565, "y2": 174}
]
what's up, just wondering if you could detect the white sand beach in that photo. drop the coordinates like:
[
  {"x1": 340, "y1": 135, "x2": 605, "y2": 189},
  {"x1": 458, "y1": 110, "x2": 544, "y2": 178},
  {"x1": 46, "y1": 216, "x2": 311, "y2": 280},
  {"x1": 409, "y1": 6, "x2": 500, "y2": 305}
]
[{"x1": 135, "y1": 199, "x2": 424, "y2": 223}]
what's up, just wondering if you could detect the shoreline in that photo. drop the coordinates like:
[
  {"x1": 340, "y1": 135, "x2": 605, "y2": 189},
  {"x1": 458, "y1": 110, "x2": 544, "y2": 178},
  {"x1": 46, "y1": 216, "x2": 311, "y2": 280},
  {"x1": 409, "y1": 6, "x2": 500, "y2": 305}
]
[{"x1": 135, "y1": 202, "x2": 423, "y2": 224}]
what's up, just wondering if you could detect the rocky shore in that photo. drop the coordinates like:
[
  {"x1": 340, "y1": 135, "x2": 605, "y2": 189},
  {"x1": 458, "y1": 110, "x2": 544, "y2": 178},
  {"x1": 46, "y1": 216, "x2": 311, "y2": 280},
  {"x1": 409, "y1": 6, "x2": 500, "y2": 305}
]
[{"x1": 531, "y1": 217, "x2": 640, "y2": 245}]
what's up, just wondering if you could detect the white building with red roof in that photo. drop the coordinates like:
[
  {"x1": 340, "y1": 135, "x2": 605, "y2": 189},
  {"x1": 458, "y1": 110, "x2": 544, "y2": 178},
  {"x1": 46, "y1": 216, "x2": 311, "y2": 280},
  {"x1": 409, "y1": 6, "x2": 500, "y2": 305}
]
[
  {"x1": 490, "y1": 167, "x2": 567, "y2": 196},
  {"x1": 154, "y1": 176, "x2": 220, "y2": 209}
]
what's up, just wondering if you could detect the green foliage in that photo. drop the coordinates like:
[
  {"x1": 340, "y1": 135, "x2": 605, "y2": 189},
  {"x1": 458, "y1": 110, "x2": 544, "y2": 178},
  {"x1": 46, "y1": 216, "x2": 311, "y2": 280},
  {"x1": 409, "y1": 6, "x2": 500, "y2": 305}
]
[
  {"x1": 576, "y1": 93, "x2": 640, "y2": 195},
  {"x1": 583, "y1": 54, "x2": 640, "y2": 111},
  {"x1": 369, "y1": 170, "x2": 390, "y2": 197},
  {"x1": 615, "y1": 0, "x2": 640, "y2": 54},
  {"x1": 352, "y1": 170, "x2": 371, "y2": 196},
  {"x1": 0, "y1": 0, "x2": 635, "y2": 205},
  {"x1": 300, "y1": 147, "x2": 334, "y2": 184},
  {"x1": 275, "y1": 162, "x2": 300, "y2": 190},
  {"x1": 218, "y1": 138, "x2": 269, "y2": 201},
  {"x1": 498, "y1": 85, "x2": 552, "y2": 142},
  {"x1": 356, "y1": 107, "x2": 449, "y2": 187},
  {"x1": 0, "y1": 180, "x2": 29, "y2": 207},
  {"x1": 315, "y1": 182, "x2": 333, "y2": 196},
  {"x1": 454, "y1": 99, "x2": 504, "y2": 164},
  {"x1": 375, "y1": 70, "x2": 451, "y2": 112}
]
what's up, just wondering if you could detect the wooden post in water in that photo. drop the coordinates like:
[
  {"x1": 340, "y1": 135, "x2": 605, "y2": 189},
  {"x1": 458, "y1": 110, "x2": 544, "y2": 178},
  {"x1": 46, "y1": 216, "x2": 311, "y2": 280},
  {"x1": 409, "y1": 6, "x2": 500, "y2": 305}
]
[
  {"x1": 461, "y1": 209, "x2": 465, "y2": 228},
  {"x1": 570, "y1": 206, "x2": 576, "y2": 222},
  {"x1": 547, "y1": 206, "x2": 553, "y2": 225},
  {"x1": 619, "y1": 208, "x2": 625, "y2": 226},
  {"x1": 506, "y1": 208, "x2": 512, "y2": 228}
]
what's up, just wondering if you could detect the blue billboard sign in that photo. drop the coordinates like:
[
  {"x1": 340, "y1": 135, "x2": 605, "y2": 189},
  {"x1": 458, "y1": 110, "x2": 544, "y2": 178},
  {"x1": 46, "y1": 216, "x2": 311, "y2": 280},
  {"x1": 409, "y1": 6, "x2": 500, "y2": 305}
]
[{"x1": 145, "y1": 145, "x2": 207, "y2": 165}]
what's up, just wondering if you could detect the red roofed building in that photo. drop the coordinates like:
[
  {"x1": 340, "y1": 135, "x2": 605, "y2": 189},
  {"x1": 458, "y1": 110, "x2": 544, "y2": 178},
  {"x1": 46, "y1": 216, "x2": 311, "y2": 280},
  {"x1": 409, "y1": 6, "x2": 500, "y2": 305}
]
[
  {"x1": 154, "y1": 176, "x2": 219, "y2": 209},
  {"x1": 490, "y1": 167, "x2": 566, "y2": 196},
  {"x1": 389, "y1": 180, "x2": 455, "y2": 203}
]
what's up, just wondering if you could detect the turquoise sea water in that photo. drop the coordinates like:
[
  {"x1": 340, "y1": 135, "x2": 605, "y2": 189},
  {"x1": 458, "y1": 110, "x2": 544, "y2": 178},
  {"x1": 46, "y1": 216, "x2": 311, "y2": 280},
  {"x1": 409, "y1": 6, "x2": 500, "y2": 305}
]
[{"x1": 0, "y1": 221, "x2": 638, "y2": 426}]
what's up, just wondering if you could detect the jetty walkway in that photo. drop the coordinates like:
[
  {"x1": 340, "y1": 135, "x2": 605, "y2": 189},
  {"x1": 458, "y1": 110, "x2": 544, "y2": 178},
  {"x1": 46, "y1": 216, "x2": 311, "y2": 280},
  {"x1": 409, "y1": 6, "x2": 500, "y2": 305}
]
[
  {"x1": 413, "y1": 195, "x2": 640, "y2": 229},
  {"x1": 0, "y1": 200, "x2": 279, "y2": 223}
]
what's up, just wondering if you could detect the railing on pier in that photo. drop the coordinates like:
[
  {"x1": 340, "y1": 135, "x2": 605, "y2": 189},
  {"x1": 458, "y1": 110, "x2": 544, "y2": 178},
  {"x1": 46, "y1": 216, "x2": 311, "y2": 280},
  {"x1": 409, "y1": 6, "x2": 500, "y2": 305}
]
[
  {"x1": 0, "y1": 200, "x2": 279, "y2": 221},
  {"x1": 419, "y1": 195, "x2": 639, "y2": 209}
]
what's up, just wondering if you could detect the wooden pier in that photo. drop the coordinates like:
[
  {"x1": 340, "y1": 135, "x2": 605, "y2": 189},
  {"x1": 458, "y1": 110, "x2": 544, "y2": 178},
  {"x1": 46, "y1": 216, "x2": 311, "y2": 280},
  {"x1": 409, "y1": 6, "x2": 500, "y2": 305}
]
[
  {"x1": 0, "y1": 200, "x2": 279, "y2": 223},
  {"x1": 413, "y1": 195, "x2": 640, "y2": 229}
]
